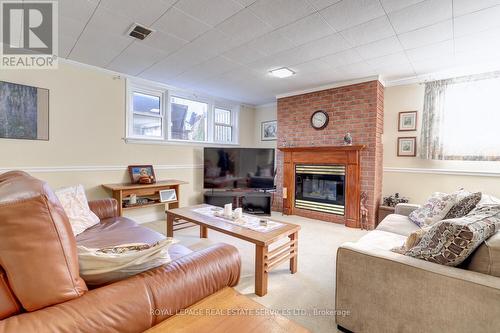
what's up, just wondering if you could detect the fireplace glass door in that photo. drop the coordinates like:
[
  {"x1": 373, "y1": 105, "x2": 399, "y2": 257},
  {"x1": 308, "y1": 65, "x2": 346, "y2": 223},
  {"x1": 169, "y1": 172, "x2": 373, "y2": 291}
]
[{"x1": 295, "y1": 165, "x2": 345, "y2": 215}]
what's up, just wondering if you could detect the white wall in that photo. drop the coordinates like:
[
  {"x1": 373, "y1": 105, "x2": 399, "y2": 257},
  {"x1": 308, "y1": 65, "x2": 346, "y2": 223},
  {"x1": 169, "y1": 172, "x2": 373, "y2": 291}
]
[
  {"x1": 0, "y1": 62, "x2": 256, "y2": 223},
  {"x1": 383, "y1": 84, "x2": 500, "y2": 203}
]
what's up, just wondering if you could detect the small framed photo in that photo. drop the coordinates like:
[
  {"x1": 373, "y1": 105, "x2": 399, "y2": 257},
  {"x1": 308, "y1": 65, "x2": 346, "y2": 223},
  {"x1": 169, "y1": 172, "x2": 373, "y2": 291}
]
[
  {"x1": 159, "y1": 189, "x2": 177, "y2": 203},
  {"x1": 398, "y1": 111, "x2": 417, "y2": 131},
  {"x1": 261, "y1": 120, "x2": 277, "y2": 141},
  {"x1": 128, "y1": 165, "x2": 156, "y2": 184},
  {"x1": 397, "y1": 137, "x2": 417, "y2": 157}
]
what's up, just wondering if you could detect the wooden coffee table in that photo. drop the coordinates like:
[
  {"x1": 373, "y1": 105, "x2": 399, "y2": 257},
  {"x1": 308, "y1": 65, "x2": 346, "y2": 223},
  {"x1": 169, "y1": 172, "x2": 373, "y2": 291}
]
[
  {"x1": 145, "y1": 287, "x2": 310, "y2": 333},
  {"x1": 166, "y1": 204, "x2": 300, "y2": 297}
]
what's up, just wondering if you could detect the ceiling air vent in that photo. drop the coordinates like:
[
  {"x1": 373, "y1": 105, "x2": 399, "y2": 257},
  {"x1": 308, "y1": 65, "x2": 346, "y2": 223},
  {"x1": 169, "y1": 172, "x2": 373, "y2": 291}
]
[{"x1": 127, "y1": 24, "x2": 154, "y2": 41}]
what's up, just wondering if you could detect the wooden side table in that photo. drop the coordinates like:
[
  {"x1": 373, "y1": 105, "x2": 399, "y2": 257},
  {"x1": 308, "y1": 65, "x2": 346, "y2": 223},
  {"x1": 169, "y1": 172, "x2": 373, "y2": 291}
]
[
  {"x1": 377, "y1": 205, "x2": 395, "y2": 225},
  {"x1": 102, "y1": 180, "x2": 187, "y2": 216}
]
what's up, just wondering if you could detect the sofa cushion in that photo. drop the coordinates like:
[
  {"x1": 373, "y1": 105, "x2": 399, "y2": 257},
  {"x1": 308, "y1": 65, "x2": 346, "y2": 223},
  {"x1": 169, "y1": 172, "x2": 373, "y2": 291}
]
[
  {"x1": 0, "y1": 267, "x2": 21, "y2": 320},
  {"x1": 376, "y1": 214, "x2": 421, "y2": 237},
  {"x1": 464, "y1": 231, "x2": 500, "y2": 277},
  {"x1": 405, "y1": 206, "x2": 500, "y2": 266},
  {"x1": 0, "y1": 171, "x2": 87, "y2": 311},
  {"x1": 355, "y1": 230, "x2": 407, "y2": 251}
]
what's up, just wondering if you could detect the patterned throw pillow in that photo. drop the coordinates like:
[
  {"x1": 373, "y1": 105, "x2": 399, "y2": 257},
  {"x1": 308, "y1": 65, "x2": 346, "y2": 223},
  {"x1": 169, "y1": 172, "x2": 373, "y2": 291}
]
[
  {"x1": 444, "y1": 192, "x2": 482, "y2": 219},
  {"x1": 405, "y1": 206, "x2": 500, "y2": 266},
  {"x1": 408, "y1": 193, "x2": 456, "y2": 227}
]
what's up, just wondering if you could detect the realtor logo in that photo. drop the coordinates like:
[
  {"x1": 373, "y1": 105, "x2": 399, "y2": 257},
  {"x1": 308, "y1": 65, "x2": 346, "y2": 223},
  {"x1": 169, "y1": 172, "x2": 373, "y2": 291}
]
[{"x1": 0, "y1": 1, "x2": 58, "y2": 69}]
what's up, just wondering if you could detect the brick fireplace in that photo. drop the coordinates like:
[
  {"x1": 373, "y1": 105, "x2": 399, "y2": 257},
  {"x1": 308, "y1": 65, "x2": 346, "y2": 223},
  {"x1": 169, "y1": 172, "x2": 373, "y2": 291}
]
[{"x1": 273, "y1": 80, "x2": 384, "y2": 229}]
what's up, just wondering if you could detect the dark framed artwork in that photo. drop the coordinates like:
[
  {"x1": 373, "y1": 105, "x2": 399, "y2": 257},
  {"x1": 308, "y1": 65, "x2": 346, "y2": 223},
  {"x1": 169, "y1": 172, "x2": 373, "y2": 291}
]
[
  {"x1": 397, "y1": 137, "x2": 417, "y2": 157},
  {"x1": 398, "y1": 111, "x2": 417, "y2": 131},
  {"x1": 128, "y1": 165, "x2": 156, "y2": 184},
  {"x1": 261, "y1": 120, "x2": 277, "y2": 141},
  {"x1": 0, "y1": 80, "x2": 49, "y2": 140}
]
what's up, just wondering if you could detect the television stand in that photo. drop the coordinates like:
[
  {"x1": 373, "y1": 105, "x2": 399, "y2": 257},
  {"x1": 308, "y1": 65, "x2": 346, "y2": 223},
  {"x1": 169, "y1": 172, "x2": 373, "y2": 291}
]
[{"x1": 204, "y1": 190, "x2": 272, "y2": 216}]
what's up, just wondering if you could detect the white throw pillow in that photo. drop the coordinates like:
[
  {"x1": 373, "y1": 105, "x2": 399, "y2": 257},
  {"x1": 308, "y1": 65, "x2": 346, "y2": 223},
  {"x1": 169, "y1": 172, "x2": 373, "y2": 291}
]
[{"x1": 55, "y1": 185, "x2": 100, "y2": 236}]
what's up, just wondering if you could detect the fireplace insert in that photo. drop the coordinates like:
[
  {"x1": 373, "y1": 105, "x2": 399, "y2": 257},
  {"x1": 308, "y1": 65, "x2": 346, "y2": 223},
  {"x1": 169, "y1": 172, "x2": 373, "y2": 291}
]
[{"x1": 294, "y1": 164, "x2": 345, "y2": 215}]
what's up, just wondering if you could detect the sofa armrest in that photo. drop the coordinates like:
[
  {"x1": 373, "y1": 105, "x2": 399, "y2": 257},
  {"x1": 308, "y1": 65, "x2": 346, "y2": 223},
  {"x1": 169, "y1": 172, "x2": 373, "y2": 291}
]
[
  {"x1": 336, "y1": 242, "x2": 500, "y2": 333},
  {"x1": 0, "y1": 243, "x2": 241, "y2": 333},
  {"x1": 88, "y1": 198, "x2": 118, "y2": 220},
  {"x1": 394, "y1": 203, "x2": 420, "y2": 216}
]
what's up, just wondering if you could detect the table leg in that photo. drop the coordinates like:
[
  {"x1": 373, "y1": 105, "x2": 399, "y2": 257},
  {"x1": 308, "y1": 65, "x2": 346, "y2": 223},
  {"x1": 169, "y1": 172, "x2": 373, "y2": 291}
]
[
  {"x1": 200, "y1": 225, "x2": 208, "y2": 238},
  {"x1": 166, "y1": 213, "x2": 174, "y2": 237},
  {"x1": 255, "y1": 244, "x2": 268, "y2": 296},
  {"x1": 289, "y1": 232, "x2": 298, "y2": 274}
]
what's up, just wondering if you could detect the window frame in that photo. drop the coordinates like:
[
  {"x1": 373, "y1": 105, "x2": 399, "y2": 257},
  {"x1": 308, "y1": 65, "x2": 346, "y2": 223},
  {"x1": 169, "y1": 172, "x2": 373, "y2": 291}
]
[
  {"x1": 126, "y1": 80, "x2": 240, "y2": 146},
  {"x1": 127, "y1": 82, "x2": 166, "y2": 141}
]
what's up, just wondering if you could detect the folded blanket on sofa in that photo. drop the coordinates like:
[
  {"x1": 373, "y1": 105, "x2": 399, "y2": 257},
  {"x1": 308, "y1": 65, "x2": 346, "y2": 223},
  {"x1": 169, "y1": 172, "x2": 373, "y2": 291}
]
[{"x1": 78, "y1": 238, "x2": 178, "y2": 285}]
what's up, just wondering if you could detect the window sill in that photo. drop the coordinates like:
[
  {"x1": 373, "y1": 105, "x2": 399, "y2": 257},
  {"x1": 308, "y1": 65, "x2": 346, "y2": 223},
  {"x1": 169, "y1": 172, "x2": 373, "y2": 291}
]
[{"x1": 124, "y1": 137, "x2": 240, "y2": 147}]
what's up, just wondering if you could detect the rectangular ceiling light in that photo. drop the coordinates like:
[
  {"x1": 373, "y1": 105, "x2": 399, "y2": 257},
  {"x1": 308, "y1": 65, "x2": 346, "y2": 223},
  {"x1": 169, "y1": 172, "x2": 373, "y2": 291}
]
[{"x1": 269, "y1": 67, "x2": 295, "y2": 78}]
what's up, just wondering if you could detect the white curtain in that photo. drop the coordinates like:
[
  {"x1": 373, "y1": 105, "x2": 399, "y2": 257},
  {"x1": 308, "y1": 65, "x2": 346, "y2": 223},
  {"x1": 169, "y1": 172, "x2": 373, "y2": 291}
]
[{"x1": 420, "y1": 71, "x2": 500, "y2": 161}]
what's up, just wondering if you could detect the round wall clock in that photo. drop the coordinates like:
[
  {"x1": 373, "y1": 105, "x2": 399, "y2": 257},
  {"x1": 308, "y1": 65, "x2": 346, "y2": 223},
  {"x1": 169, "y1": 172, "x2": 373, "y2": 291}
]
[{"x1": 310, "y1": 110, "x2": 329, "y2": 130}]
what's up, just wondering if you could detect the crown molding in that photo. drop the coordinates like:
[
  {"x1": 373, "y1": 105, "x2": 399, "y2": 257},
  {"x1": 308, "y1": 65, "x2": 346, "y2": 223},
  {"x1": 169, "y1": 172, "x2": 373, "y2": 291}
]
[{"x1": 275, "y1": 75, "x2": 383, "y2": 99}]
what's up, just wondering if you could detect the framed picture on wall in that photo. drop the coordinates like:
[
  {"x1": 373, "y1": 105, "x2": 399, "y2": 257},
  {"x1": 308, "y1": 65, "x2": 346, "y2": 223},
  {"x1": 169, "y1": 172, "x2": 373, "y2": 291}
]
[
  {"x1": 397, "y1": 137, "x2": 417, "y2": 157},
  {"x1": 261, "y1": 120, "x2": 277, "y2": 141},
  {"x1": 398, "y1": 111, "x2": 417, "y2": 131},
  {"x1": 0, "y1": 80, "x2": 49, "y2": 140}
]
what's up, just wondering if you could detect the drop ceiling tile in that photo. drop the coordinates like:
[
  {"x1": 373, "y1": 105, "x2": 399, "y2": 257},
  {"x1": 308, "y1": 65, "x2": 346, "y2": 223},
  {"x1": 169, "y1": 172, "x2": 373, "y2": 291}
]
[
  {"x1": 234, "y1": 0, "x2": 258, "y2": 8},
  {"x1": 320, "y1": 0, "x2": 386, "y2": 31},
  {"x1": 153, "y1": 7, "x2": 211, "y2": 41},
  {"x1": 290, "y1": 58, "x2": 333, "y2": 75},
  {"x1": 308, "y1": 0, "x2": 342, "y2": 11},
  {"x1": 365, "y1": 52, "x2": 410, "y2": 68},
  {"x1": 69, "y1": 29, "x2": 132, "y2": 68},
  {"x1": 380, "y1": 0, "x2": 425, "y2": 13},
  {"x1": 174, "y1": 0, "x2": 244, "y2": 27},
  {"x1": 355, "y1": 36, "x2": 403, "y2": 59},
  {"x1": 186, "y1": 29, "x2": 240, "y2": 57},
  {"x1": 398, "y1": 20, "x2": 453, "y2": 49},
  {"x1": 85, "y1": 5, "x2": 135, "y2": 37},
  {"x1": 248, "y1": 55, "x2": 290, "y2": 73},
  {"x1": 454, "y1": 5, "x2": 500, "y2": 37},
  {"x1": 340, "y1": 16, "x2": 395, "y2": 47},
  {"x1": 388, "y1": 0, "x2": 452, "y2": 34},
  {"x1": 319, "y1": 49, "x2": 363, "y2": 68},
  {"x1": 411, "y1": 56, "x2": 456, "y2": 75},
  {"x1": 59, "y1": 0, "x2": 99, "y2": 23},
  {"x1": 223, "y1": 43, "x2": 268, "y2": 64},
  {"x1": 139, "y1": 55, "x2": 193, "y2": 81},
  {"x1": 174, "y1": 56, "x2": 241, "y2": 82},
  {"x1": 454, "y1": 27, "x2": 500, "y2": 55},
  {"x1": 378, "y1": 62, "x2": 416, "y2": 80},
  {"x1": 453, "y1": 0, "x2": 500, "y2": 16},
  {"x1": 99, "y1": 0, "x2": 176, "y2": 26},
  {"x1": 337, "y1": 61, "x2": 377, "y2": 78},
  {"x1": 406, "y1": 39, "x2": 454, "y2": 63},
  {"x1": 107, "y1": 42, "x2": 169, "y2": 75},
  {"x1": 276, "y1": 13, "x2": 335, "y2": 46},
  {"x1": 246, "y1": 30, "x2": 296, "y2": 55},
  {"x1": 216, "y1": 9, "x2": 273, "y2": 44},
  {"x1": 141, "y1": 30, "x2": 187, "y2": 55},
  {"x1": 249, "y1": 0, "x2": 317, "y2": 29}
]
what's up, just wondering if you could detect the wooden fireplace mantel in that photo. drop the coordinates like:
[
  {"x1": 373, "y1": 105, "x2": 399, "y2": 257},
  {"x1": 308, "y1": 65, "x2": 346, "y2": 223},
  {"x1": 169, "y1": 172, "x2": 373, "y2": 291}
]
[{"x1": 278, "y1": 145, "x2": 366, "y2": 228}]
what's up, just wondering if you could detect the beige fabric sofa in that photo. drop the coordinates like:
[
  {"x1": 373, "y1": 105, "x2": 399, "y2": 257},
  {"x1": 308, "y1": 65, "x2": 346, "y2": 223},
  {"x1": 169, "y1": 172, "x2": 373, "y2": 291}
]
[{"x1": 336, "y1": 203, "x2": 500, "y2": 333}]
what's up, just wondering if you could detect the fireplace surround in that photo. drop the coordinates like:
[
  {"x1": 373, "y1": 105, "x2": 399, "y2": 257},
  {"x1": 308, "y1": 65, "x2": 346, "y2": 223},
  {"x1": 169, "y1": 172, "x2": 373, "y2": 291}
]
[{"x1": 279, "y1": 145, "x2": 365, "y2": 228}]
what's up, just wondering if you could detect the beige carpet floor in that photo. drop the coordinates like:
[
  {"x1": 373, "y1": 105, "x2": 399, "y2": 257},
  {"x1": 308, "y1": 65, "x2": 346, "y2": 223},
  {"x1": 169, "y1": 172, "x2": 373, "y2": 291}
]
[{"x1": 144, "y1": 212, "x2": 368, "y2": 333}]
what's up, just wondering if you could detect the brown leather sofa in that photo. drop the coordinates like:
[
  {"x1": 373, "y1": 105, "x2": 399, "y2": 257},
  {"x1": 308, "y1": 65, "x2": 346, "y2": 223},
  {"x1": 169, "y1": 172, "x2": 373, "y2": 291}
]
[{"x1": 0, "y1": 171, "x2": 241, "y2": 332}]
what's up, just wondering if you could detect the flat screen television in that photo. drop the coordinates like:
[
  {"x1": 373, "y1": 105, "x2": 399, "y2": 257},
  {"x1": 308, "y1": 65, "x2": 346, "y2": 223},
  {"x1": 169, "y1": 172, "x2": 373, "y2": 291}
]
[{"x1": 204, "y1": 148, "x2": 275, "y2": 190}]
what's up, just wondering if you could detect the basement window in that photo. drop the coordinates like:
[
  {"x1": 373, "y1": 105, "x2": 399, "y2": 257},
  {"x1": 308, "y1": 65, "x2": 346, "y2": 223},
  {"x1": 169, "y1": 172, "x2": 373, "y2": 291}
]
[{"x1": 126, "y1": 80, "x2": 239, "y2": 145}]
